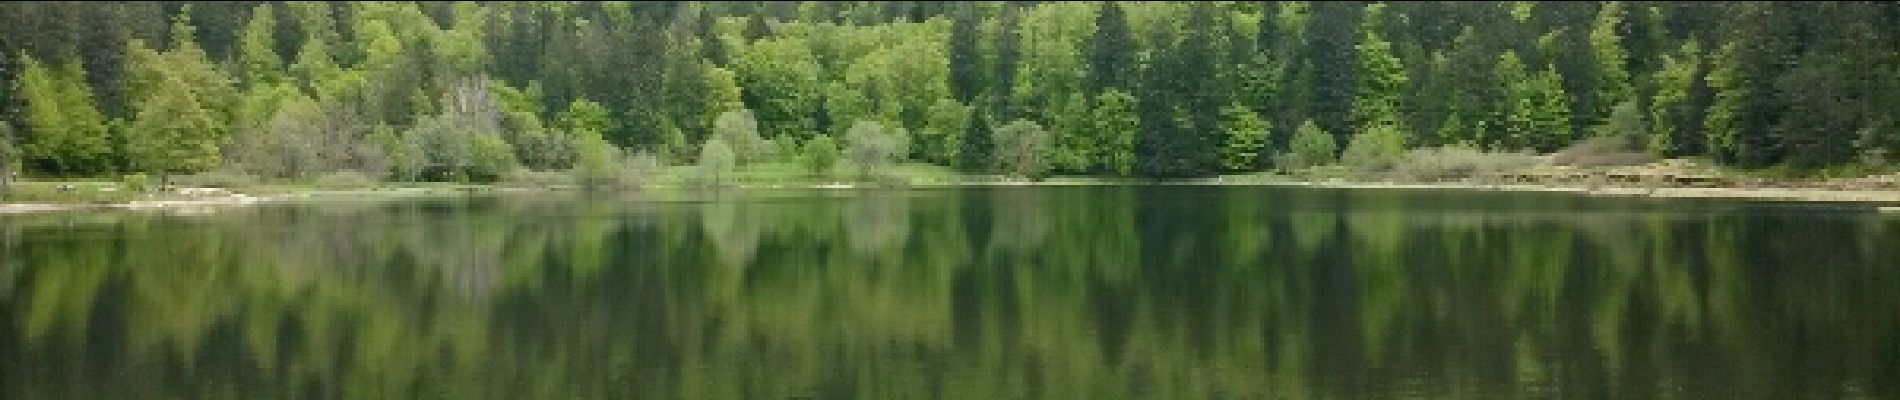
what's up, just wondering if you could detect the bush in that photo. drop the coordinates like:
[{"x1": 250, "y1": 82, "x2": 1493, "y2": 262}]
[
  {"x1": 713, "y1": 109, "x2": 769, "y2": 163},
  {"x1": 844, "y1": 121, "x2": 909, "y2": 178},
  {"x1": 312, "y1": 171, "x2": 377, "y2": 190},
  {"x1": 993, "y1": 119, "x2": 1051, "y2": 180},
  {"x1": 171, "y1": 170, "x2": 261, "y2": 189},
  {"x1": 800, "y1": 134, "x2": 841, "y2": 176},
  {"x1": 467, "y1": 136, "x2": 520, "y2": 182},
  {"x1": 500, "y1": 169, "x2": 577, "y2": 188},
  {"x1": 697, "y1": 138, "x2": 736, "y2": 186},
  {"x1": 121, "y1": 173, "x2": 150, "y2": 193},
  {"x1": 625, "y1": 151, "x2": 662, "y2": 182},
  {"x1": 1280, "y1": 120, "x2": 1337, "y2": 171},
  {"x1": 1393, "y1": 146, "x2": 1543, "y2": 182},
  {"x1": 1553, "y1": 133, "x2": 1652, "y2": 167},
  {"x1": 1341, "y1": 123, "x2": 1408, "y2": 172}
]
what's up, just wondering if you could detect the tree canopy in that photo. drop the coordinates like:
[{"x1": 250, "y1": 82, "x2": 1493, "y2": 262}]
[{"x1": 0, "y1": 1, "x2": 1895, "y2": 180}]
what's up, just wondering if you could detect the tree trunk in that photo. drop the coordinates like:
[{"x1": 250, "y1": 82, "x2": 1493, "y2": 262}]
[{"x1": 0, "y1": 142, "x2": 11, "y2": 197}]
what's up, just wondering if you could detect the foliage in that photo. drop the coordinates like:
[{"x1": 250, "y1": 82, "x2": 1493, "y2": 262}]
[
  {"x1": 1597, "y1": 101, "x2": 1647, "y2": 139},
  {"x1": 124, "y1": 75, "x2": 224, "y2": 176},
  {"x1": 312, "y1": 170, "x2": 377, "y2": 190},
  {"x1": 843, "y1": 120, "x2": 909, "y2": 178},
  {"x1": 1218, "y1": 104, "x2": 1271, "y2": 172},
  {"x1": 1497, "y1": 52, "x2": 1573, "y2": 152},
  {"x1": 800, "y1": 134, "x2": 841, "y2": 176},
  {"x1": 500, "y1": 169, "x2": 577, "y2": 189},
  {"x1": 406, "y1": 77, "x2": 517, "y2": 182},
  {"x1": 1552, "y1": 133, "x2": 1654, "y2": 167},
  {"x1": 1350, "y1": 4, "x2": 1407, "y2": 135},
  {"x1": 1392, "y1": 146, "x2": 1543, "y2": 182},
  {"x1": 1342, "y1": 122, "x2": 1408, "y2": 172},
  {"x1": 169, "y1": 170, "x2": 260, "y2": 189},
  {"x1": 1280, "y1": 120, "x2": 1337, "y2": 171},
  {"x1": 0, "y1": 124, "x2": 14, "y2": 194},
  {"x1": 1093, "y1": 90, "x2": 1140, "y2": 176},
  {"x1": 18, "y1": 55, "x2": 112, "y2": 175},
  {"x1": 917, "y1": 99, "x2": 969, "y2": 165},
  {"x1": 993, "y1": 119, "x2": 1052, "y2": 180},
  {"x1": 696, "y1": 137, "x2": 736, "y2": 186},
  {"x1": 2, "y1": 1, "x2": 1899, "y2": 181},
  {"x1": 1648, "y1": 40, "x2": 1703, "y2": 157},
  {"x1": 712, "y1": 109, "x2": 769, "y2": 163}
]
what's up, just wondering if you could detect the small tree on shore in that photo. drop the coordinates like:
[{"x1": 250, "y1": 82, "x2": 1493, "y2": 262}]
[
  {"x1": 1280, "y1": 120, "x2": 1338, "y2": 171},
  {"x1": 845, "y1": 120, "x2": 909, "y2": 178},
  {"x1": 712, "y1": 109, "x2": 768, "y2": 163},
  {"x1": 1342, "y1": 121, "x2": 1408, "y2": 172},
  {"x1": 698, "y1": 138, "x2": 736, "y2": 186},
  {"x1": 801, "y1": 134, "x2": 841, "y2": 176},
  {"x1": 994, "y1": 119, "x2": 1052, "y2": 180}
]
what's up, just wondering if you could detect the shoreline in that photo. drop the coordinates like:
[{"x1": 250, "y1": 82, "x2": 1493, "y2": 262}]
[
  {"x1": 1220, "y1": 180, "x2": 1900, "y2": 204},
  {"x1": 7, "y1": 178, "x2": 1900, "y2": 215}
]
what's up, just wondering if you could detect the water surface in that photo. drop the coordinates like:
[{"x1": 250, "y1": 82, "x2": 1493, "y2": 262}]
[{"x1": 3, "y1": 186, "x2": 1897, "y2": 398}]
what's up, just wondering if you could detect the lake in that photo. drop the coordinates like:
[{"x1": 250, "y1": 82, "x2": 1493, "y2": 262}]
[{"x1": 2, "y1": 186, "x2": 1897, "y2": 398}]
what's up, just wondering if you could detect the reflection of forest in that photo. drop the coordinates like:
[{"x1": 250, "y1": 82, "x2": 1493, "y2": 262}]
[{"x1": 2, "y1": 188, "x2": 1897, "y2": 399}]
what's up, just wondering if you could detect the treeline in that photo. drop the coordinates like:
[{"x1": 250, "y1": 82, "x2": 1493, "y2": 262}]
[{"x1": 1, "y1": 1, "x2": 1897, "y2": 182}]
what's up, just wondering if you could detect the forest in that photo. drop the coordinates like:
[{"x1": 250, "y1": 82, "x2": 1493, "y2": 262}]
[{"x1": 0, "y1": 1, "x2": 1896, "y2": 184}]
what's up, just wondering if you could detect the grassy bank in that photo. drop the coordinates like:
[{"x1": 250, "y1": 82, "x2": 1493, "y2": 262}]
[{"x1": 10, "y1": 155, "x2": 1900, "y2": 212}]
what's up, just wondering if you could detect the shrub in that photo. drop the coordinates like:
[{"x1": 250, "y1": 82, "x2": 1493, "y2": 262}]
[
  {"x1": 121, "y1": 173, "x2": 150, "y2": 193},
  {"x1": 768, "y1": 135, "x2": 801, "y2": 163},
  {"x1": 1553, "y1": 133, "x2": 1652, "y2": 167},
  {"x1": 312, "y1": 171, "x2": 376, "y2": 190},
  {"x1": 1280, "y1": 120, "x2": 1337, "y2": 171},
  {"x1": 844, "y1": 120, "x2": 909, "y2": 178},
  {"x1": 466, "y1": 135, "x2": 520, "y2": 182},
  {"x1": 171, "y1": 170, "x2": 261, "y2": 189},
  {"x1": 993, "y1": 119, "x2": 1052, "y2": 180},
  {"x1": 501, "y1": 169, "x2": 577, "y2": 188},
  {"x1": 572, "y1": 134, "x2": 618, "y2": 177},
  {"x1": 1393, "y1": 146, "x2": 1543, "y2": 182},
  {"x1": 1342, "y1": 123, "x2": 1408, "y2": 172},
  {"x1": 1218, "y1": 104, "x2": 1271, "y2": 171},
  {"x1": 801, "y1": 134, "x2": 841, "y2": 176},
  {"x1": 625, "y1": 151, "x2": 662, "y2": 182},
  {"x1": 713, "y1": 109, "x2": 768, "y2": 163},
  {"x1": 697, "y1": 138, "x2": 736, "y2": 186}
]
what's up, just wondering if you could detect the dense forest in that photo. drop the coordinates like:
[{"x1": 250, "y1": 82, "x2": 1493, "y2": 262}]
[{"x1": 0, "y1": 1, "x2": 1896, "y2": 182}]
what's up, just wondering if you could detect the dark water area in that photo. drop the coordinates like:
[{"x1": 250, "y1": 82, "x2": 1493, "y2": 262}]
[{"x1": 2, "y1": 186, "x2": 1897, "y2": 399}]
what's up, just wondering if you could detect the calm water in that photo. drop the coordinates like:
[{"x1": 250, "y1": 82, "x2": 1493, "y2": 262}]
[{"x1": 2, "y1": 186, "x2": 1897, "y2": 399}]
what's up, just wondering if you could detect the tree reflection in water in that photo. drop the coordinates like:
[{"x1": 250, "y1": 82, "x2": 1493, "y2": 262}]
[{"x1": 2, "y1": 187, "x2": 1897, "y2": 398}]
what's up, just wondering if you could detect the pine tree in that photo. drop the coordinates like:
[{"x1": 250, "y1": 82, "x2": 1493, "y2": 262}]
[
  {"x1": 1351, "y1": 3, "x2": 1407, "y2": 134},
  {"x1": 1647, "y1": 40, "x2": 1701, "y2": 157},
  {"x1": 1588, "y1": 1, "x2": 1634, "y2": 130},
  {"x1": 1701, "y1": 41, "x2": 1746, "y2": 164},
  {"x1": 126, "y1": 74, "x2": 222, "y2": 178},
  {"x1": 948, "y1": 2, "x2": 982, "y2": 103},
  {"x1": 957, "y1": 104, "x2": 995, "y2": 173},
  {"x1": 991, "y1": 4, "x2": 1023, "y2": 122},
  {"x1": 1305, "y1": 1, "x2": 1361, "y2": 138},
  {"x1": 18, "y1": 55, "x2": 112, "y2": 175},
  {"x1": 1497, "y1": 52, "x2": 1573, "y2": 151},
  {"x1": 1218, "y1": 103, "x2": 1271, "y2": 171},
  {"x1": 1085, "y1": 1, "x2": 1135, "y2": 94},
  {"x1": 1135, "y1": 3, "x2": 1224, "y2": 178},
  {"x1": 1093, "y1": 89, "x2": 1139, "y2": 176},
  {"x1": 237, "y1": 4, "x2": 284, "y2": 88}
]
